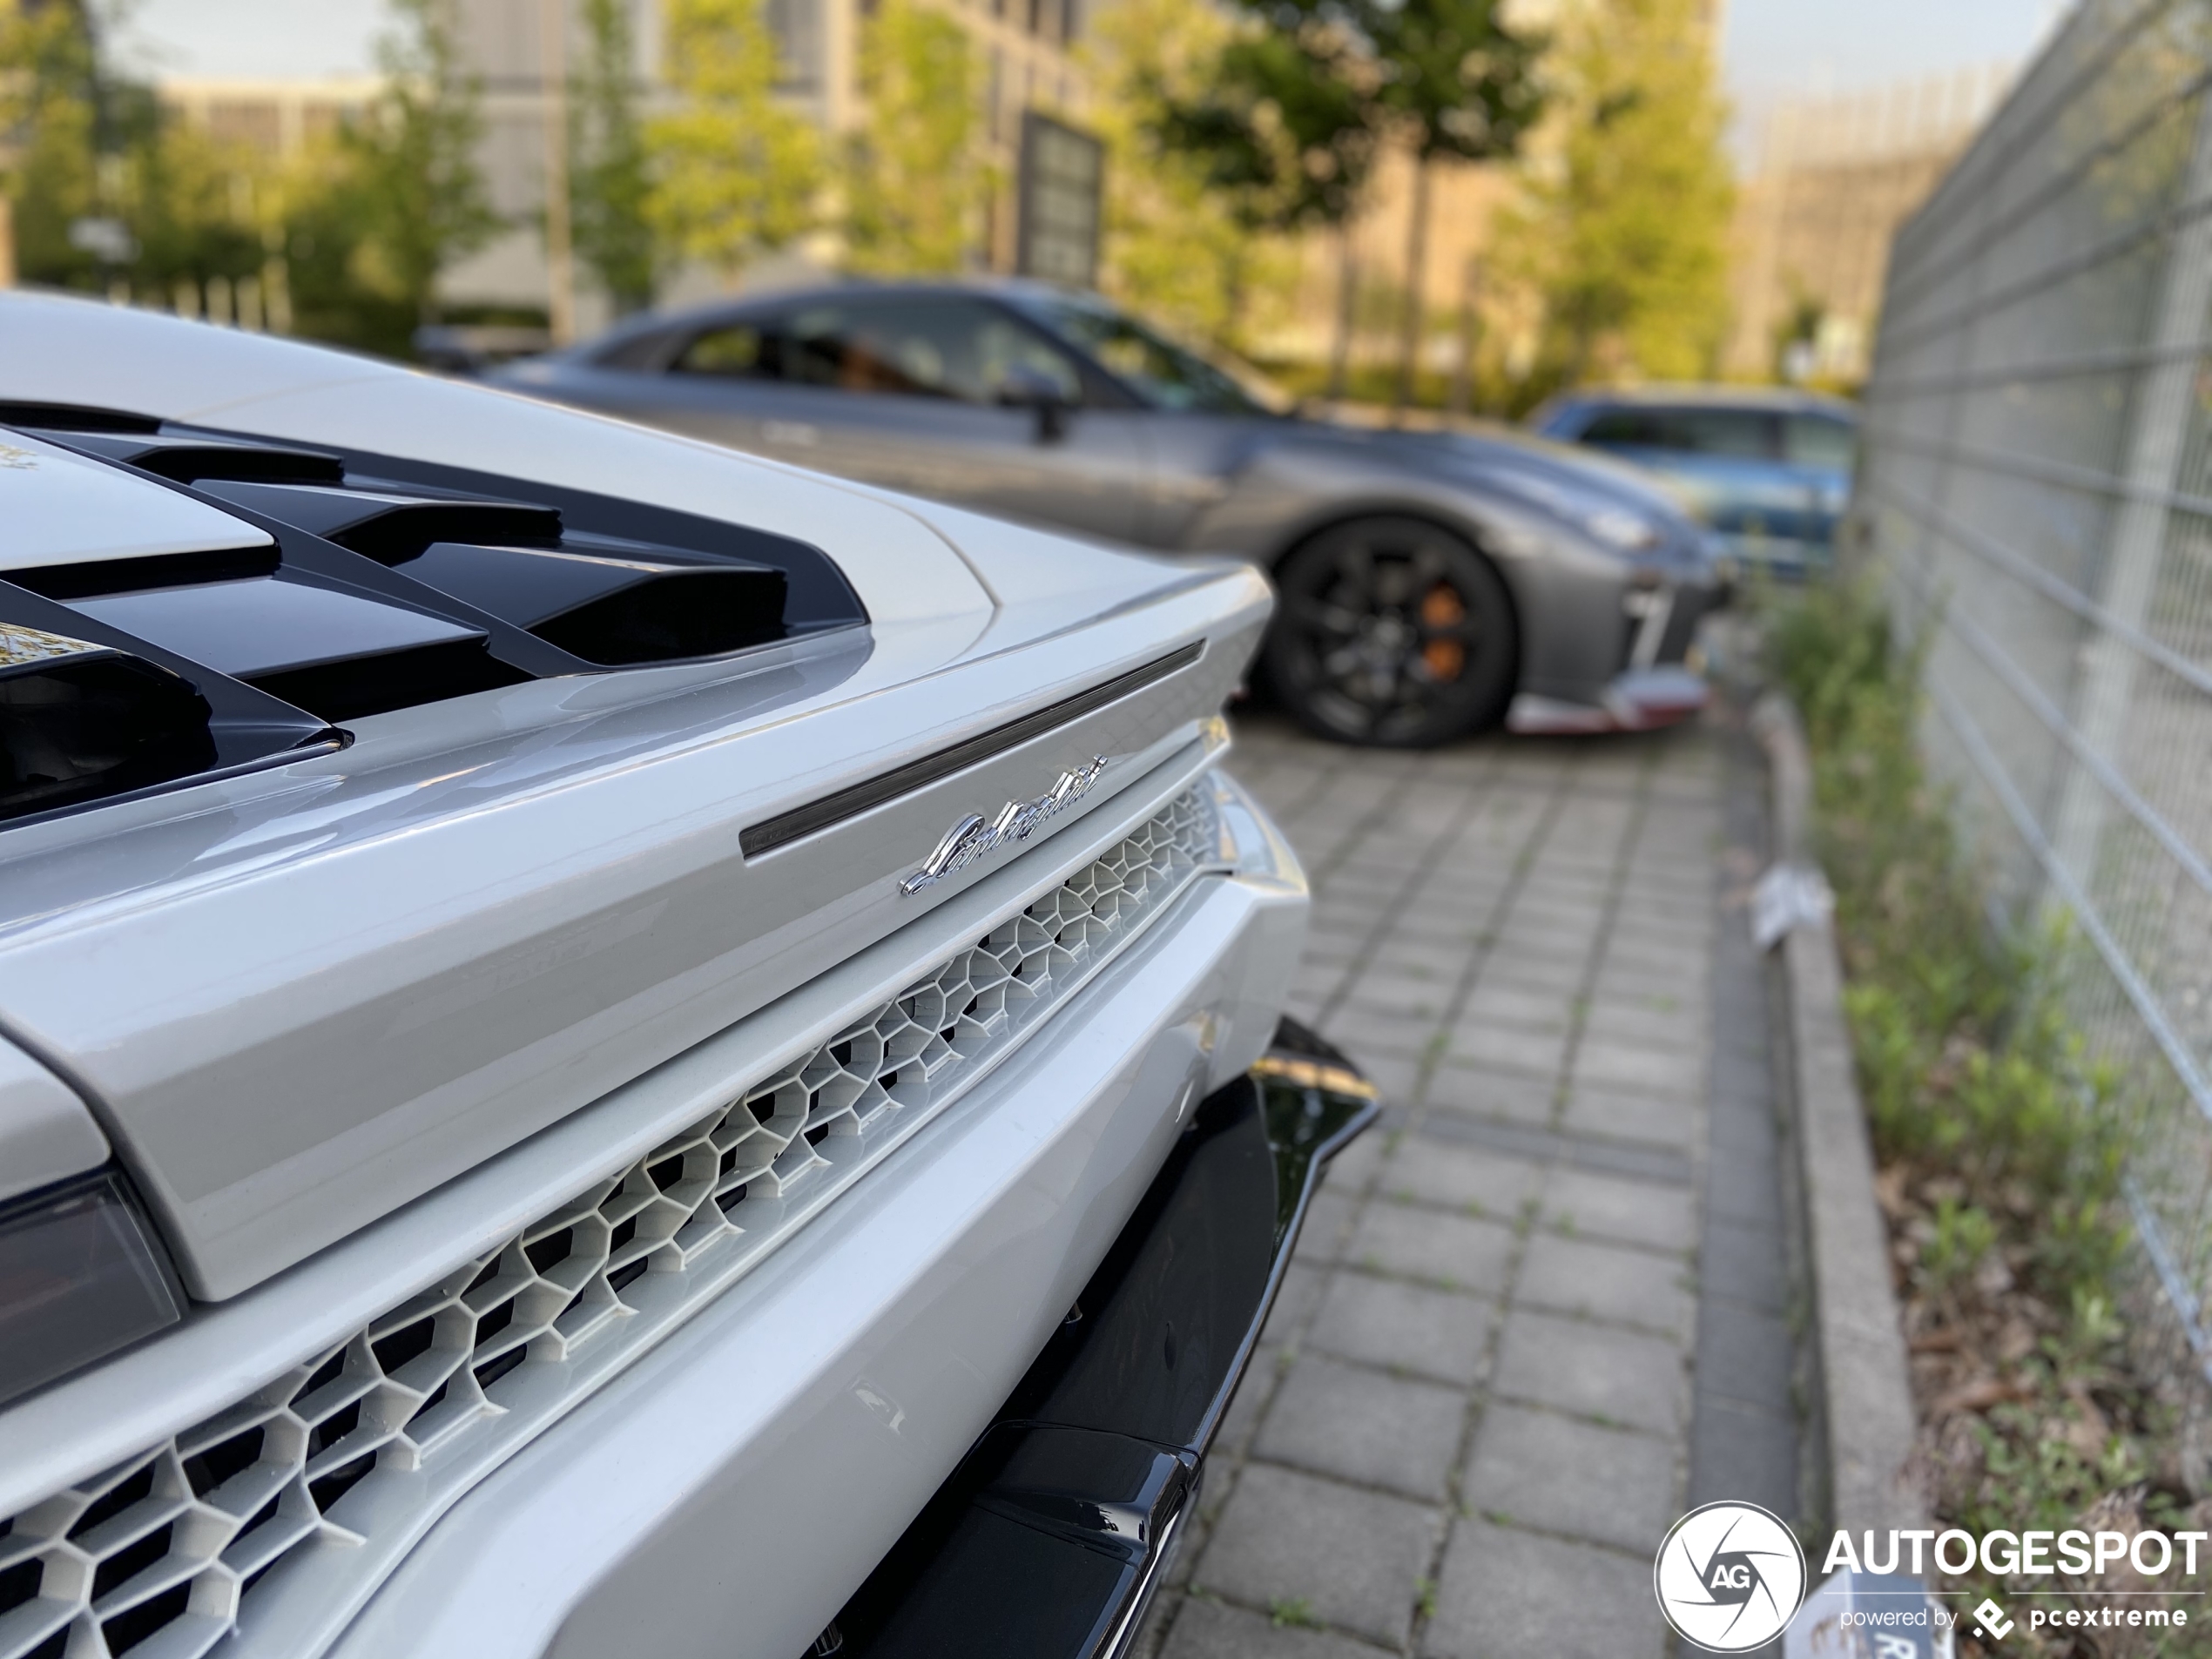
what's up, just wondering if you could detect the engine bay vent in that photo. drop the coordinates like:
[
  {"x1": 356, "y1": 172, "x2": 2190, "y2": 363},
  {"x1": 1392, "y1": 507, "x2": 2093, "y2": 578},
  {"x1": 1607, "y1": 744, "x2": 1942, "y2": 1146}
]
[
  {"x1": 0, "y1": 627, "x2": 217, "y2": 820},
  {"x1": 0, "y1": 605, "x2": 336, "y2": 828},
  {"x1": 52, "y1": 430, "x2": 347, "y2": 486},
  {"x1": 400, "y1": 540, "x2": 788, "y2": 665},
  {"x1": 196, "y1": 481, "x2": 566, "y2": 565},
  {"x1": 0, "y1": 405, "x2": 865, "y2": 828}
]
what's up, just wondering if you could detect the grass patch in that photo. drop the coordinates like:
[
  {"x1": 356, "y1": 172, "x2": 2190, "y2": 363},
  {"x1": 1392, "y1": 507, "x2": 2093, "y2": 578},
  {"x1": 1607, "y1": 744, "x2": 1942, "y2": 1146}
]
[{"x1": 1769, "y1": 578, "x2": 2205, "y2": 1645}]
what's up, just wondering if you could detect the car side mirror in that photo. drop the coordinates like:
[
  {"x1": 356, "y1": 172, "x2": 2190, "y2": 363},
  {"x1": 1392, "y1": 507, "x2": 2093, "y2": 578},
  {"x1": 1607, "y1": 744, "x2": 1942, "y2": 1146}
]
[{"x1": 997, "y1": 366, "x2": 1071, "y2": 443}]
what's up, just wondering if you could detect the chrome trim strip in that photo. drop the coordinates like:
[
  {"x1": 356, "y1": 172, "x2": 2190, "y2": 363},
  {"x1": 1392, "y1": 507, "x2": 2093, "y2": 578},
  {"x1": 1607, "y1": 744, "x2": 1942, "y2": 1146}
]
[{"x1": 738, "y1": 640, "x2": 1204, "y2": 858}]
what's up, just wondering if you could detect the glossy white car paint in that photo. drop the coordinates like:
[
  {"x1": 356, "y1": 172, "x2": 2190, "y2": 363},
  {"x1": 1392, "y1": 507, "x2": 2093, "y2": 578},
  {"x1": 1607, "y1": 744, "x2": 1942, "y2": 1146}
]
[
  {"x1": 0, "y1": 297, "x2": 1306, "y2": 1659},
  {"x1": 0, "y1": 428, "x2": 270, "y2": 569},
  {"x1": 0, "y1": 1038, "x2": 109, "y2": 1204},
  {"x1": 334, "y1": 792, "x2": 1302, "y2": 1659},
  {"x1": 0, "y1": 577, "x2": 1260, "y2": 1298},
  {"x1": 0, "y1": 744, "x2": 1260, "y2": 1514},
  {"x1": 0, "y1": 293, "x2": 1271, "y2": 1300}
]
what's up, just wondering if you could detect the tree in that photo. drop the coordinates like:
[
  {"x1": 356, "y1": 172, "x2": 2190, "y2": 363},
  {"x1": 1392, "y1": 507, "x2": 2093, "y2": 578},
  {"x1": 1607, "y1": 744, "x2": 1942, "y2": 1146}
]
[
  {"x1": 1509, "y1": 0, "x2": 1733, "y2": 385},
  {"x1": 1361, "y1": 0, "x2": 1543, "y2": 409},
  {"x1": 1079, "y1": 0, "x2": 1353, "y2": 351},
  {"x1": 338, "y1": 0, "x2": 501, "y2": 327},
  {"x1": 645, "y1": 0, "x2": 821, "y2": 283},
  {"x1": 0, "y1": 0, "x2": 102, "y2": 289},
  {"x1": 842, "y1": 0, "x2": 985, "y2": 275},
  {"x1": 2, "y1": 3, "x2": 275, "y2": 307},
  {"x1": 1151, "y1": 14, "x2": 1377, "y2": 348},
  {"x1": 569, "y1": 0, "x2": 657, "y2": 311},
  {"x1": 1151, "y1": 0, "x2": 1539, "y2": 397},
  {"x1": 1083, "y1": 0, "x2": 1238, "y2": 341},
  {"x1": 115, "y1": 105, "x2": 267, "y2": 302},
  {"x1": 281, "y1": 136, "x2": 414, "y2": 352},
  {"x1": 1157, "y1": 19, "x2": 1377, "y2": 239}
]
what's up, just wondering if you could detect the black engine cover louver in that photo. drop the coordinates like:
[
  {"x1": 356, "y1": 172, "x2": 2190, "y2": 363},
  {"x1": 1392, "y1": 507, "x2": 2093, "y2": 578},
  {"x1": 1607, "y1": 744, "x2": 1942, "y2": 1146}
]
[
  {"x1": 0, "y1": 597, "x2": 338, "y2": 831},
  {"x1": 0, "y1": 405, "x2": 866, "y2": 828},
  {"x1": 195, "y1": 481, "x2": 566, "y2": 566},
  {"x1": 0, "y1": 642, "x2": 218, "y2": 820},
  {"x1": 6, "y1": 545, "x2": 280, "y2": 603},
  {"x1": 248, "y1": 636, "x2": 530, "y2": 722},
  {"x1": 64, "y1": 572, "x2": 526, "y2": 724},
  {"x1": 53, "y1": 431, "x2": 347, "y2": 487},
  {"x1": 185, "y1": 482, "x2": 797, "y2": 663},
  {"x1": 401, "y1": 543, "x2": 789, "y2": 665}
]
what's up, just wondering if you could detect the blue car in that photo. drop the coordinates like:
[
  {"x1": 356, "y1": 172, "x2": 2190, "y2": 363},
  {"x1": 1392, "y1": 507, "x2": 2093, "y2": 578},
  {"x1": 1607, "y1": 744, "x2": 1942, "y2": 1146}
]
[{"x1": 1531, "y1": 388, "x2": 1857, "y2": 577}]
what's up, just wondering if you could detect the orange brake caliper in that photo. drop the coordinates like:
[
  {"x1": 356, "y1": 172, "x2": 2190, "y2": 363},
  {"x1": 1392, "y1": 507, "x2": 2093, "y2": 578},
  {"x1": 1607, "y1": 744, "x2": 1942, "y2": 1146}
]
[{"x1": 1420, "y1": 583, "x2": 1467, "y2": 680}]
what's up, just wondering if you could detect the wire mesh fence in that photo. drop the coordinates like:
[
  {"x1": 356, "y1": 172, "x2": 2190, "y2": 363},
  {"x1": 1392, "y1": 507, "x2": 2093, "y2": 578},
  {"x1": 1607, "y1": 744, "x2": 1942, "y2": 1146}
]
[{"x1": 1855, "y1": 0, "x2": 2212, "y2": 1427}]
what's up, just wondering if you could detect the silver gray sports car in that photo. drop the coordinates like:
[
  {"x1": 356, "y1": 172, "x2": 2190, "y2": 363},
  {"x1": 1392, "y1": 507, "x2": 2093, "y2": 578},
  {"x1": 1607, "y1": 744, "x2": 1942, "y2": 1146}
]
[{"x1": 495, "y1": 281, "x2": 1728, "y2": 746}]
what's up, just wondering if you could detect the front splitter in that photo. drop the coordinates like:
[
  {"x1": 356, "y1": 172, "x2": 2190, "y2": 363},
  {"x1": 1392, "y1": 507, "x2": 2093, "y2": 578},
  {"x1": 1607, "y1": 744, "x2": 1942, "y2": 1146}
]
[
  {"x1": 820, "y1": 1020, "x2": 1379, "y2": 1659},
  {"x1": 1507, "y1": 665, "x2": 1710, "y2": 735}
]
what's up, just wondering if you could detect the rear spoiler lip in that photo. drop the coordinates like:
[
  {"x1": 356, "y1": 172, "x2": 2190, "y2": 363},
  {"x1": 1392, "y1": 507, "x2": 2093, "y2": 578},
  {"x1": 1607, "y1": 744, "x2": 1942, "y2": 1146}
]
[{"x1": 738, "y1": 639, "x2": 1206, "y2": 859}]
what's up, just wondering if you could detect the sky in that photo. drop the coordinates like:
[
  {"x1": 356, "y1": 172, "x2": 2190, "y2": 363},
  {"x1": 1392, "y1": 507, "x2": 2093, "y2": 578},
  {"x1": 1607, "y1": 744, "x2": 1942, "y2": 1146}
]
[
  {"x1": 114, "y1": 0, "x2": 2074, "y2": 129},
  {"x1": 1721, "y1": 0, "x2": 2067, "y2": 145}
]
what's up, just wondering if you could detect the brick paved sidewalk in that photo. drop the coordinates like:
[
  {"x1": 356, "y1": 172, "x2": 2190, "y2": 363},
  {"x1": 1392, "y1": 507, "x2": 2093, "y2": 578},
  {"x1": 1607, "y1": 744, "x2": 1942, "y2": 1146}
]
[{"x1": 1138, "y1": 712, "x2": 1801, "y2": 1658}]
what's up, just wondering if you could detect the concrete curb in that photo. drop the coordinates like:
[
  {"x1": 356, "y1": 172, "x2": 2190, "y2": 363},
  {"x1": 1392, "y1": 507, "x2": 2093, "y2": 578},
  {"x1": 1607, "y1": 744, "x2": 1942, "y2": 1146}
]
[{"x1": 1751, "y1": 692, "x2": 1928, "y2": 1538}]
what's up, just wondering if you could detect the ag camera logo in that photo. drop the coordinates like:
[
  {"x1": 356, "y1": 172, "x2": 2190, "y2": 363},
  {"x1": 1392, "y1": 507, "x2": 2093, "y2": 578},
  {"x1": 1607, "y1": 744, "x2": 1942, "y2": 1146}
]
[{"x1": 1655, "y1": 1501, "x2": 1808, "y2": 1651}]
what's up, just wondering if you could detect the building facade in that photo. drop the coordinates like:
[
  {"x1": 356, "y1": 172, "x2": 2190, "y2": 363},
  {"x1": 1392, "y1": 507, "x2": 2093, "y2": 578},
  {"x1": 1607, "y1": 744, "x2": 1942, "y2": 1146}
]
[
  {"x1": 442, "y1": 0, "x2": 1093, "y2": 332},
  {"x1": 158, "y1": 77, "x2": 383, "y2": 162},
  {"x1": 1725, "y1": 63, "x2": 2015, "y2": 384}
]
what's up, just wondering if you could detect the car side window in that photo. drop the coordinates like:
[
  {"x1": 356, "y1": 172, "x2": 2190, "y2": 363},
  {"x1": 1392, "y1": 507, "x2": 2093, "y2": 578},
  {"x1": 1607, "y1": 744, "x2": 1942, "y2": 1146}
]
[
  {"x1": 772, "y1": 300, "x2": 1084, "y2": 405},
  {"x1": 1654, "y1": 408, "x2": 1778, "y2": 458},
  {"x1": 672, "y1": 323, "x2": 772, "y2": 377},
  {"x1": 1580, "y1": 408, "x2": 1667, "y2": 446},
  {"x1": 1784, "y1": 414, "x2": 1858, "y2": 471}
]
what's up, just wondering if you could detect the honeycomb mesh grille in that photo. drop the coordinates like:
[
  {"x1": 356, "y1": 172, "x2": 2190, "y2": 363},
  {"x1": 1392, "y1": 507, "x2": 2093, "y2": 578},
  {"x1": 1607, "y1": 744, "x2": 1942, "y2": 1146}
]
[{"x1": 0, "y1": 786, "x2": 1219, "y2": 1659}]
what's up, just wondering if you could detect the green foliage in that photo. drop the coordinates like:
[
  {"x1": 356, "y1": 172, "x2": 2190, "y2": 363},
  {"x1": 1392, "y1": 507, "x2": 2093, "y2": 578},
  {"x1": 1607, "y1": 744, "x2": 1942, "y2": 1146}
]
[
  {"x1": 1192, "y1": 0, "x2": 1542, "y2": 172},
  {"x1": 843, "y1": 0, "x2": 985, "y2": 276},
  {"x1": 1152, "y1": 17, "x2": 1378, "y2": 239},
  {"x1": 1, "y1": 0, "x2": 499, "y2": 360},
  {"x1": 118, "y1": 102, "x2": 273, "y2": 298},
  {"x1": 0, "y1": 0, "x2": 99, "y2": 288},
  {"x1": 1965, "y1": 1396, "x2": 2148, "y2": 1539},
  {"x1": 1359, "y1": 0, "x2": 1544, "y2": 169},
  {"x1": 280, "y1": 151, "x2": 415, "y2": 356},
  {"x1": 1922, "y1": 1196, "x2": 2000, "y2": 1291},
  {"x1": 1082, "y1": 0, "x2": 1299, "y2": 349},
  {"x1": 351, "y1": 0, "x2": 500, "y2": 321},
  {"x1": 570, "y1": 0, "x2": 658, "y2": 313},
  {"x1": 1773, "y1": 576, "x2": 2167, "y2": 1611},
  {"x1": 1775, "y1": 577, "x2": 2125, "y2": 1250},
  {"x1": 1268, "y1": 1596, "x2": 1321, "y2": 1629},
  {"x1": 1501, "y1": 0, "x2": 1732, "y2": 384},
  {"x1": 1151, "y1": 0, "x2": 1540, "y2": 369},
  {"x1": 1, "y1": 3, "x2": 266, "y2": 299},
  {"x1": 645, "y1": 0, "x2": 822, "y2": 280}
]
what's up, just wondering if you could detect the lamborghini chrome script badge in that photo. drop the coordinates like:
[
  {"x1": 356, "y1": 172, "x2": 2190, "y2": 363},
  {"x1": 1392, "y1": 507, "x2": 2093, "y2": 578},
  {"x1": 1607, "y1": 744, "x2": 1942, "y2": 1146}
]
[{"x1": 898, "y1": 756, "x2": 1109, "y2": 896}]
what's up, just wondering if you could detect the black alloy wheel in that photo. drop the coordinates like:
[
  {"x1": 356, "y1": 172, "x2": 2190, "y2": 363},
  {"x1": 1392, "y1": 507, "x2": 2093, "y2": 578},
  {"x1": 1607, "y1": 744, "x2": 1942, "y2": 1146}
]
[{"x1": 1262, "y1": 516, "x2": 1517, "y2": 747}]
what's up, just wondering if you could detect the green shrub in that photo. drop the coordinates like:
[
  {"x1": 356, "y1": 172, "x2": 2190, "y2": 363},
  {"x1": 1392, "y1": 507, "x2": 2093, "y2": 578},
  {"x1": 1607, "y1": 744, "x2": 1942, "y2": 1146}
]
[
  {"x1": 1764, "y1": 577, "x2": 2172, "y2": 1627},
  {"x1": 1767, "y1": 576, "x2": 2124, "y2": 1292}
]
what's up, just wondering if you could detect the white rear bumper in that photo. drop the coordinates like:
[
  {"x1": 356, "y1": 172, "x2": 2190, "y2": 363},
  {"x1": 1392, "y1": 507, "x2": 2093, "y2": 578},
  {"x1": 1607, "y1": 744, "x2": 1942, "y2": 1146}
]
[{"x1": 324, "y1": 772, "x2": 1307, "y2": 1659}]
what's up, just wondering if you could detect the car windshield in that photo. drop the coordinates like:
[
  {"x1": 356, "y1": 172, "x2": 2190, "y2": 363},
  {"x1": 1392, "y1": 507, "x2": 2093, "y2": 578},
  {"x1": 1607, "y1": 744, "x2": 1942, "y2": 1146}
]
[{"x1": 1015, "y1": 293, "x2": 1291, "y2": 416}]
